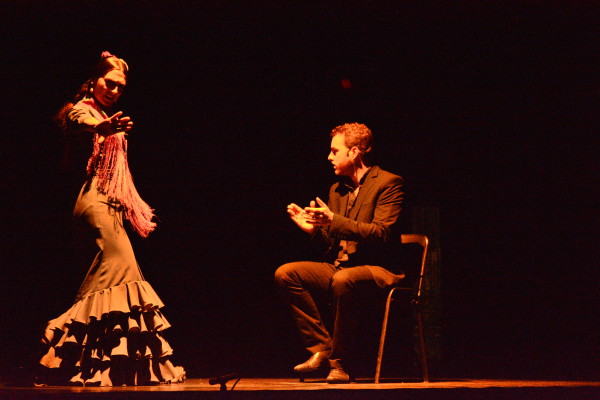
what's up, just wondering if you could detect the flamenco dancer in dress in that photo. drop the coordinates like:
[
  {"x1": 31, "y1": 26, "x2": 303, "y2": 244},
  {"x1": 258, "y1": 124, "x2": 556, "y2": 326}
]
[{"x1": 36, "y1": 51, "x2": 185, "y2": 386}]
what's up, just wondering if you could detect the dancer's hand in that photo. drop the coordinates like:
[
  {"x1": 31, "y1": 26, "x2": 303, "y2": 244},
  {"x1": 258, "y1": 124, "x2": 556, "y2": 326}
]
[{"x1": 95, "y1": 111, "x2": 134, "y2": 142}]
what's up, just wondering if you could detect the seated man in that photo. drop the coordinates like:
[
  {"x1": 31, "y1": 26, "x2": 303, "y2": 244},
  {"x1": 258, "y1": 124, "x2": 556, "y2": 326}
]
[{"x1": 275, "y1": 122, "x2": 405, "y2": 383}]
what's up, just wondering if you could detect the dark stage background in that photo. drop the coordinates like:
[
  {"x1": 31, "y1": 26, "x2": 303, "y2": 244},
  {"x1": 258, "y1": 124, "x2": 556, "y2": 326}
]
[{"x1": 1, "y1": 0, "x2": 598, "y2": 381}]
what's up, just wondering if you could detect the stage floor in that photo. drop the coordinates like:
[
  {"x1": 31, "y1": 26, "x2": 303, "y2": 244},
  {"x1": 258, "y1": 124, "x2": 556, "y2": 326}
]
[{"x1": 2, "y1": 378, "x2": 600, "y2": 399}]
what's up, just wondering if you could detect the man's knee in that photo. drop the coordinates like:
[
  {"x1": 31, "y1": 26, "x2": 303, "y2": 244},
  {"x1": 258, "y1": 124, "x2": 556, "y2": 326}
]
[
  {"x1": 331, "y1": 269, "x2": 355, "y2": 296},
  {"x1": 331, "y1": 267, "x2": 375, "y2": 297},
  {"x1": 274, "y1": 262, "x2": 297, "y2": 286}
]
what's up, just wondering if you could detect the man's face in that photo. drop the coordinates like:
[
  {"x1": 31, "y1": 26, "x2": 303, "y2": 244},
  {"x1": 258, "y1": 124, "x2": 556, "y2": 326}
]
[
  {"x1": 328, "y1": 133, "x2": 353, "y2": 176},
  {"x1": 93, "y1": 69, "x2": 126, "y2": 108}
]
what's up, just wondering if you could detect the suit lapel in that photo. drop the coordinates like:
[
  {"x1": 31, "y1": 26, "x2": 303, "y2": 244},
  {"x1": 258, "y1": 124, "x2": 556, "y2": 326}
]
[
  {"x1": 348, "y1": 166, "x2": 379, "y2": 220},
  {"x1": 339, "y1": 191, "x2": 350, "y2": 216}
]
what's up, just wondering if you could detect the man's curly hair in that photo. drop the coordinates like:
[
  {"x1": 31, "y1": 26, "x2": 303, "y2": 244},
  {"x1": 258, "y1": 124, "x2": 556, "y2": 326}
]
[{"x1": 330, "y1": 122, "x2": 373, "y2": 164}]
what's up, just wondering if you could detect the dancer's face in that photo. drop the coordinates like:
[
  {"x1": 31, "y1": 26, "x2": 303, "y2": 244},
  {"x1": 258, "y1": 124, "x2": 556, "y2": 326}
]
[{"x1": 93, "y1": 69, "x2": 126, "y2": 108}]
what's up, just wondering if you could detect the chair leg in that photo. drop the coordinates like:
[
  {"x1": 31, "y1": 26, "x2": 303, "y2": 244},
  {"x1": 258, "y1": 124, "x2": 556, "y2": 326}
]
[
  {"x1": 416, "y1": 311, "x2": 429, "y2": 382},
  {"x1": 375, "y1": 289, "x2": 395, "y2": 383}
]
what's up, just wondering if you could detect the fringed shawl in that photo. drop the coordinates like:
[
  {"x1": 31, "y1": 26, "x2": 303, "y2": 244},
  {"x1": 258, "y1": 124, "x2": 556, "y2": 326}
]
[
  {"x1": 76, "y1": 98, "x2": 156, "y2": 237},
  {"x1": 87, "y1": 133, "x2": 156, "y2": 237}
]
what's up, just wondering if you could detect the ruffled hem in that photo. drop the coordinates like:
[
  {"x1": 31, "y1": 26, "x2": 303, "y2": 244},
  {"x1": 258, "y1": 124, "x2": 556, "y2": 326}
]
[
  {"x1": 37, "y1": 354, "x2": 186, "y2": 386},
  {"x1": 38, "y1": 280, "x2": 185, "y2": 386},
  {"x1": 50, "y1": 280, "x2": 167, "y2": 328}
]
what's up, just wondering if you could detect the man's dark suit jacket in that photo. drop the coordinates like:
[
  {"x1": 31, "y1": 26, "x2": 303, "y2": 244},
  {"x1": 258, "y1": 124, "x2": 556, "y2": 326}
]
[{"x1": 316, "y1": 165, "x2": 405, "y2": 288}]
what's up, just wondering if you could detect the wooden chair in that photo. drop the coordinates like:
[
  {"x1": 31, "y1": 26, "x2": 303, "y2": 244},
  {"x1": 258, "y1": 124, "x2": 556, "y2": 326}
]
[{"x1": 375, "y1": 234, "x2": 430, "y2": 383}]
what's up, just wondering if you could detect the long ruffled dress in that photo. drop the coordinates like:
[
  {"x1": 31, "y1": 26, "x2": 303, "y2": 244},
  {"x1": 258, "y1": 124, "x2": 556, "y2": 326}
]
[{"x1": 38, "y1": 98, "x2": 185, "y2": 386}]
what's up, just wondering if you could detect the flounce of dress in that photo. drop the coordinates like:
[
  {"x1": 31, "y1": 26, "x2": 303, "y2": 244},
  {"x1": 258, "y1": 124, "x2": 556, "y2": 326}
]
[{"x1": 38, "y1": 281, "x2": 185, "y2": 386}]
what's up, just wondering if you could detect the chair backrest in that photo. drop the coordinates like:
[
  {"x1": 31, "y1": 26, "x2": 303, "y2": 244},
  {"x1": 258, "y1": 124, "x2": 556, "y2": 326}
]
[{"x1": 401, "y1": 234, "x2": 429, "y2": 299}]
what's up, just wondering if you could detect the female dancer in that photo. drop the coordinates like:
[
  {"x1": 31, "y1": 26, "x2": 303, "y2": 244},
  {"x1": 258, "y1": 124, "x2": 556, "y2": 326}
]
[{"x1": 37, "y1": 51, "x2": 185, "y2": 386}]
